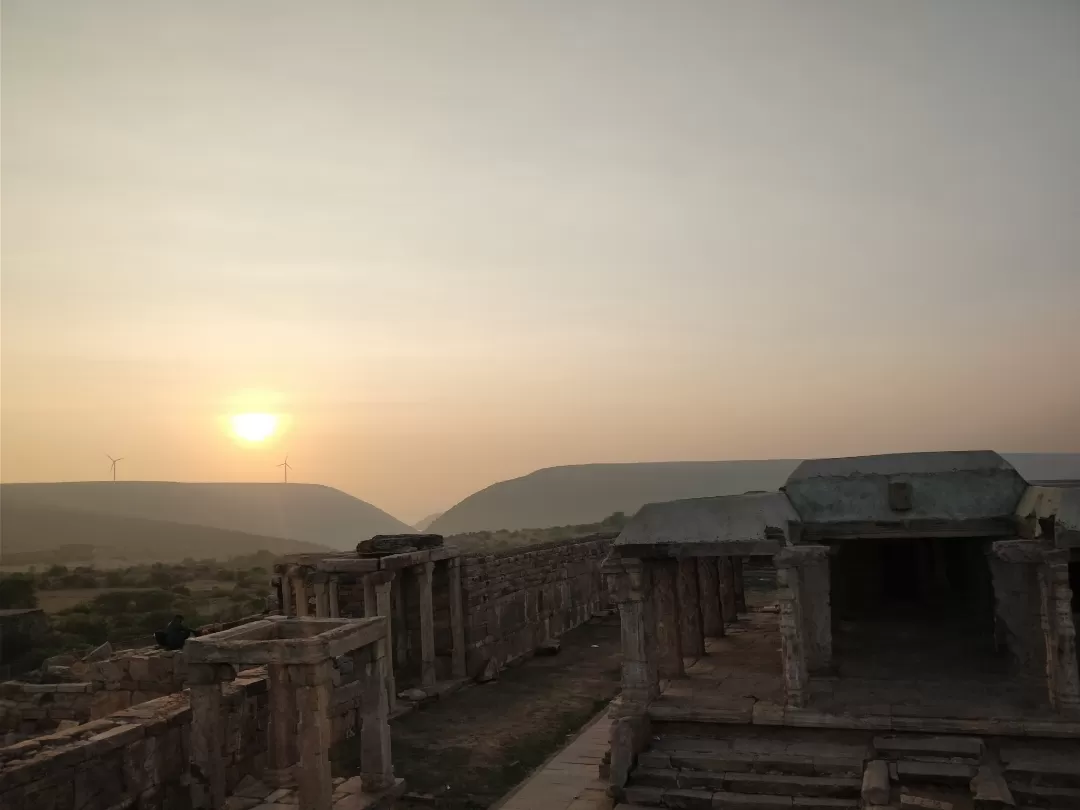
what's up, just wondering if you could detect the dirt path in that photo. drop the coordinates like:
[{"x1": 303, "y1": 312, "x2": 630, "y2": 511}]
[{"x1": 333, "y1": 614, "x2": 621, "y2": 809}]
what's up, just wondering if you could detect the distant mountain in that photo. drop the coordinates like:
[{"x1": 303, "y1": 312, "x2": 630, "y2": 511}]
[
  {"x1": 413, "y1": 512, "x2": 443, "y2": 532},
  {"x1": 429, "y1": 460, "x2": 800, "y2": 534},
  {"x1": 0, "y1": 502, "x2": 332, "y2": 564},
  {"x1": 427, "y1": 453, "x2": 1080, "y2": 535},
  {"x1": 0, "y1": 482, "x2": 412, "y2": 550}
]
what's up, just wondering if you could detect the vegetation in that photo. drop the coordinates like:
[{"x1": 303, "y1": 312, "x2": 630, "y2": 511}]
[{"x1": 0, "y1": 554, "x2": 278, "y2": 673}]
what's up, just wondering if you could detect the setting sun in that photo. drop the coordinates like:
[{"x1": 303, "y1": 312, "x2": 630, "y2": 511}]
[{"x1": 230, "y1": 413, "x2": 278, "y2": 442}]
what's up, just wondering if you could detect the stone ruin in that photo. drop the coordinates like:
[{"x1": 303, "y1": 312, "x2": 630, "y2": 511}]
[{"x1": 603, "y1": 450, "x2": 1080, "y2": 808}]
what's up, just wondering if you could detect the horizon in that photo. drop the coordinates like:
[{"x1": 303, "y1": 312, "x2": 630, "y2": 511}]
[
  {"x1": 3, "y1": 448, "x2": 1077, "y2": 525},
  {"x1": 3, "y1": 1, "x2": 1079, "y2": 522}
]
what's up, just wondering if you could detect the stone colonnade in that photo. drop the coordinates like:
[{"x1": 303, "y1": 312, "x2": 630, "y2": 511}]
[
  {"x1": 989, "y1": 540, "x2": 1080, "y2": 715},
  {"x1": 274, "y1": 548, "x2": 468, "y2": 703},
  {"x1": 186, "y1": 617, "x2": 395, "y2": 810}
]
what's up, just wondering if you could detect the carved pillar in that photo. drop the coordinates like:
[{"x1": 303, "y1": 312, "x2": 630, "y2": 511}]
[
  {"x1": 357, "y1": 639, "x2": 395, "y2": 791},
  {"x1": 732, "y1": 556, "x2": 747, "y2": 615},
  {"x1": 372, "y1": 572, "x2": 397, "y2": 710},
  {"x1": 988, "y1": 540, "x2": 1046, "y2": 697},
  {"x1": 393, "y1": 569, "x2": 409, "y2": 669},
  {"x1": 188, "y1": 663, "x2": 233, "y2": 809},
  {"x1": 1039, "y1": 552, "x2": 1080, "y2": 715},
  {"x1": 718, "y1": 557, "x2": 737, "y2": 624},
  {"x1": 677, "y1": 558, "x2": 705, "y2": 658},
  {"x1": 602, "y1": 554, "x2": 657, "y2": 793},
  {"x1": 328, "y1": 576, "x2": 340, "y2": 618},
  {"x1": 651, "y1": 559, "x2": 684, "y2": 678},
  {"x1": 799, "y1": 546, "x2": 832, "y2": 673},
  {"x1": 418, "y1": 561, "x2": 436, "y2": 688},
  {"x1": 448, "y1": 557, "x2": 467, "y2": 679},
  {"x1": 278, "y1": 572, "x2": 292, "y2": 616},
  {"x1": 774, "y1": 550, "x2": 809, "y2": 708},
  {"x1": 312, "y1": 574, "x2": 330, "y2": 618},
  {"x1": 697, "y1": 557, "x2": 724, "y2": 638},
  {"x1": 292, "y1": 575, "x2": 310, "y2": 618},
  {"x1": 292, "y1": 659, "x2": 334, "y2": 810}
]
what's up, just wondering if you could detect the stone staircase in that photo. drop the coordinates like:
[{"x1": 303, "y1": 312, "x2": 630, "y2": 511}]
[
  {"x1": 999, "y1": 742, "x2": 1080, "y2": 809},
  {"x1": 615, "y1": 729, "x2": 1080, "y2": 810},
  {"x1": 618, "y1": 725, "x2": 867, "y2": 809}
]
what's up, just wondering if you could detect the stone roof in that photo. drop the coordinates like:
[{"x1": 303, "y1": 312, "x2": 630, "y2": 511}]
[
  {"x1": 614, "y1": 491, "x2": 797, "y2": 553},
  {"x1": 784, "y1": 450, "x2": 1028, "y2": 527}
]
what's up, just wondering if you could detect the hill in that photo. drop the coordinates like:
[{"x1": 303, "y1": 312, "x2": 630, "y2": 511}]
[
  {"x1": 0, "y1": 502, "x2": 332, "y2": 564},
  {"x1": 0, "y1": 481, "x2": 412, "y2": 550},
  {"x1": 429, "y1": 459, "x2": 800, "y2": 534},
  {"x1": 428, "y1": 452, "x2": 1080, "y2": 534}
]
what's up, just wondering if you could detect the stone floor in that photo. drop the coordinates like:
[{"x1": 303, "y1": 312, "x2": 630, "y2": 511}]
[
  {"x1": 492, "y1": 708, "x2": 614, "y2": 810},
  {"x1": 653, "y1": 606, "x2": 1064, "y2": 726},
  {"x1": 224, "y1": 775, "x2": 405, "y2": 810}
]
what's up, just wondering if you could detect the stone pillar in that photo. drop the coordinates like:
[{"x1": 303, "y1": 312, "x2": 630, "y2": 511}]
[
  {"x1": 697, "y1": 557, "x2": 724, "y2": 638},
  {"x1": 291, "y1": 660, "x2": 334, "y2": 810},
  {"x1": 393, "y1": 570, "x2": 409, "y2": 669},
  {"x1": 602, "y1": 554, "x2": 657, "y2": 792},
  {"x1": 312, "y1": 575, "x2": 330, "y2": 618},
  {"x1": 188, "y1": 663, "x2": 232, "y2": 809},
  {"x1": 363, "y1": 575, "x2": 378, "y2": 619},
  {"x1": 418, "y1": 561, "x2": 437, "y2": 688},
  {"x1": 328, "y1": 576, "x2": 340, "y2": 618},
  {"x1": 677, "y1": 558, "x2": 705, "y2": 659},
  {"x1": 732, "y1": 556, "x2": 747, "y2": 615},
  {"x1": 357, "y1": 638, "x2": 395, "y2": 791},
  {"x1": 1039, "y1": 553, "x2": 1080, "y2": 715},
  {"x1": 448, "y1": 557, "x2": 467, "y2": 679},
  {"x1": 774, "y1": 549, "x2": 810, "y2": 708},
  {"x1": 265, "y1": 662, "x2": 298, "y2": 787},
  {"x1": 372, "y1": 572, "x2": 397, "y2": 710},
  {"x1": 292, "y1": 576, "x2": 310, "y2": 618},
  {"x1": 279, "y1": 573, "x2": 293, "y2": 617},
  {"x1": 718, "y1": 557, "x2": 737, "y2": 624},
  {"x1": 988, "y1": 540, "x2": 1046, "y2": 697},
  {"x1": 604, "y1": 556, "x2": 659, "y2": 707},
  {"x1": 799, "y1": 546, "x2": 832, "y2": 673},
  {"x1": 651, "y1": 559, "x2": 684, "y2": 678}
]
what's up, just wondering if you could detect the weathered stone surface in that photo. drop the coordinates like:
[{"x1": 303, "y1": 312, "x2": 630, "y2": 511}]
[
  {"x1": 357, "y1": 534, "x2": 443, "y2": 557},
  {"x1": 861, "y1": 760, "x2": 890, "y2": 807}
]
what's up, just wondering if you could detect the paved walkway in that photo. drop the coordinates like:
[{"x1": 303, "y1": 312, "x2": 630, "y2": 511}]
[{"x1": 493, "y1": 708, "x2": 614, "y2": 810}]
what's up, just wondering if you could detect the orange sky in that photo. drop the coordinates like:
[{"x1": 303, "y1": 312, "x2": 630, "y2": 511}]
[{"x1": 3, "y1": 1, "x2": 1079, "y2": 522}]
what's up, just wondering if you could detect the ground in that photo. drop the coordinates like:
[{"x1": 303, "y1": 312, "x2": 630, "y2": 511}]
[{"x1": 332, "y1": 614, "x2": 622, "y2": 809}]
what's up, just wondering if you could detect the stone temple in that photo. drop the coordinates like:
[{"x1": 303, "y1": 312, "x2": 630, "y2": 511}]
[{"x1": 602, "y1": 450, "x2": 1080, "y2": 808}]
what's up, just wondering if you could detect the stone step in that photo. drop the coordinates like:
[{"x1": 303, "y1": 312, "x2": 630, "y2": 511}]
[
  {"x1": 895, "y1": 760, "x2": 978, "y2": 786},
  {"x1": 629, "y1": 770, "x2": 861, "y2": 798},
  {"x1": 1008, "y1": 783, "x2": 1080, "y2": 810},
  {"x1": 1003, "y1": 757, "x2": 1080, "y2": 789},
  {"x1": 873, "y1": 736, "x2": 983, "y2": 761},
  {"x1": 713, "y1": 791, "x2": 858, "y2": 809},
  {"x1": 643, "y1": 746, "x2": 863, "y2": 778}
]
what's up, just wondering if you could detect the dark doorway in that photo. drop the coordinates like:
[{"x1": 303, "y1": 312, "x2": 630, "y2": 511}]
[{"x1": 829, "y1": 537, "x2": 1003, "y2": 681}]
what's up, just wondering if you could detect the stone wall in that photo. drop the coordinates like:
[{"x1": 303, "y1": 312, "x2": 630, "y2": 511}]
[
  {"x1": 459, "y1": 535, "x2": 614, "y2": 677},
  {"x1": 0, "y1": 681, "x2": 95, "y2": 737},
  {"x1": 0, "y1": 668, "x2": 270, "y2": 810}
]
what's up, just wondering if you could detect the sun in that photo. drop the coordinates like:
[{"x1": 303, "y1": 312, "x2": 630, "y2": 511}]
[{"x1": 230, "y1": 413, "x2": 278, "y2": 442}]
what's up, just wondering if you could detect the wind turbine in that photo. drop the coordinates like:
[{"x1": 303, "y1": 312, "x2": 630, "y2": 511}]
[
  {"x1": 107, "y1": 455, "x2": 124, "y2": 482},
  {"x1": 277, "y1": 456, "x2": 292, "y2": 484}
]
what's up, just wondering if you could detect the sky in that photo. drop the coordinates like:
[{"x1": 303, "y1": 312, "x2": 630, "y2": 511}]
[{"x1": 3, "y1": 1, "x2": 1079, "y2": 523}]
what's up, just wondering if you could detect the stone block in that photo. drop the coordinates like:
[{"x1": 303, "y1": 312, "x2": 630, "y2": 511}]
[{"x1": 862, "y1": 760, "x2": 890, "y2": 807}]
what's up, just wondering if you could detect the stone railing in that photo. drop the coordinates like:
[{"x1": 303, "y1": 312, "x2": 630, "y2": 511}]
[
  {"x1": 459, "y1": 534, "x2": 615, "y2": 675},
  {"x1": 0, "y1": 668, "x2": 270, "y2": 810}
]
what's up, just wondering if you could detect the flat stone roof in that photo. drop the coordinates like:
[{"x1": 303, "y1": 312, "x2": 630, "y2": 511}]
[
  {"x1": 784, "y1": 450, "x2": 1028, "y2": 528},
  {"x1": 614, "y1": 491, "x2": 797, "y2": 555}
]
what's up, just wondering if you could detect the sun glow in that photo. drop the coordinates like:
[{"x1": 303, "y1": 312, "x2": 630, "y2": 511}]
[{"x1": 230, "y1": 413, "x2": 279, "y2": 442}]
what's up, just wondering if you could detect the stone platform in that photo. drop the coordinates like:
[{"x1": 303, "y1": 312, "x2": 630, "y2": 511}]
[{"x1": 650, "y1": 609, "x2": 1080, "y2": 737}]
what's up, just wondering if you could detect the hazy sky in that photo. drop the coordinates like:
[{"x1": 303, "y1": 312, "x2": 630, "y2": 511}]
[{"x1": 3, "y1": 1, "x2": 1079, "y2": 522}]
